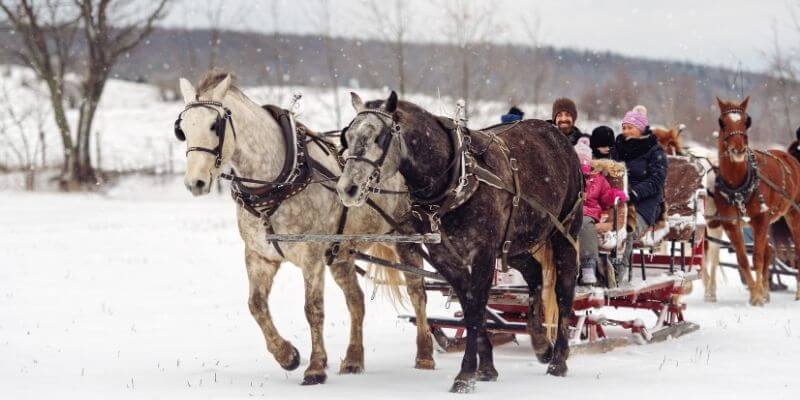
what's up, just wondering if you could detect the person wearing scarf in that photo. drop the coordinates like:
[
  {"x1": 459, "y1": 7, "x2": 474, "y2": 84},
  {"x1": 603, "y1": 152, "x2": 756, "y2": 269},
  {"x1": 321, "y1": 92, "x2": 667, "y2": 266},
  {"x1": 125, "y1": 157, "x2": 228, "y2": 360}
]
[{"x1": 613, "y1": 105, "x2": 668, "y2": 282}]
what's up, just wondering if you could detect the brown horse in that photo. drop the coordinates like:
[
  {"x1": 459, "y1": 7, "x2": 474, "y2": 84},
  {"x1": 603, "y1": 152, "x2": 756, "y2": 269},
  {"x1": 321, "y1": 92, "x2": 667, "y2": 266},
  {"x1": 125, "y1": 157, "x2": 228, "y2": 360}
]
[
  {"x1": 652, "y1": 124, "x2": 685, "y2": 155},
  {"x1": 713, "y1": 97, "x2": 800, "y2": 305}
]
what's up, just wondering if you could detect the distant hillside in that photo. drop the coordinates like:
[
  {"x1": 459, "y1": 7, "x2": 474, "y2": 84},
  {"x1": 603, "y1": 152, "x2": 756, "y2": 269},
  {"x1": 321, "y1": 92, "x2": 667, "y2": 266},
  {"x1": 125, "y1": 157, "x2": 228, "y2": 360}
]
[{"x1": 1, "y1": 27, "x2": 796, "y2": 146}]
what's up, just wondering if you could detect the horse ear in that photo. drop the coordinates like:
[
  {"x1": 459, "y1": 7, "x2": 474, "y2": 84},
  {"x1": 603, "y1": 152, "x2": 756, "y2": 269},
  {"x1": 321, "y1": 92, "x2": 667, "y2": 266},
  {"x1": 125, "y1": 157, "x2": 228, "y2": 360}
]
[
  {"x1": 741, "y1": 96, "x2": 750, "y2": 111},
  {"x1": 350, "y1": 92, "x2": 364, "y2": 112},
  {"x1": 384, "y1": 90, "x2": 398, "y2": 113},
  {"x1": 211, "y1": 75, "x2": 232, "y2": 101},
  {"x1": 716, "y1": 96, "x2": 725, "y2": 110},
  {"x1": 179, "y1": 78, "x2": 196, "y2": 104}
]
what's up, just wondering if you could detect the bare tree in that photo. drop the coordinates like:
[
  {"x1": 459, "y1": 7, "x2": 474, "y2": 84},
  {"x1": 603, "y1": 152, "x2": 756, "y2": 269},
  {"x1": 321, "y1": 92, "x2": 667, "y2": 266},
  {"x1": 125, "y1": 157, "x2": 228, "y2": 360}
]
[
  {"x1": 0, "y1": 80, "x2": 48, "y2": 190},
  {"x1": 362, "y1": 0, "x2": 411, "y2": 96},
  {"x1": 766, "y1": 23, "x2": 797, "y2": 136},
  {"x1": 308, "y1": 0, "x2": 342, "y2": 127},
  {"x1": 0, "y1": 0, "x2": 79, "y2": 186},
  {"x1": 1, "y1": 0, "x2": 169, "y2": 189},
  {"x1": 439, "y1": 0, "x2": 499, "y2": 119},
  {"x1": 206, "y1": 0, "x2": 223, "y2": 70},
  {"x1": 522, "y1": 10, "x2": 549, "y2": 108}
]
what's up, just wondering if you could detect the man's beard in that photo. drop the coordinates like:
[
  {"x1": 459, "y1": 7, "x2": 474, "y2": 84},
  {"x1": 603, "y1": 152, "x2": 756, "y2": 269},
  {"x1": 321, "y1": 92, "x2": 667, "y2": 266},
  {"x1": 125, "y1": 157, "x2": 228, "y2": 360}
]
[{"x1": 558, "y1": 123, "x2": 572, "y2": 135}]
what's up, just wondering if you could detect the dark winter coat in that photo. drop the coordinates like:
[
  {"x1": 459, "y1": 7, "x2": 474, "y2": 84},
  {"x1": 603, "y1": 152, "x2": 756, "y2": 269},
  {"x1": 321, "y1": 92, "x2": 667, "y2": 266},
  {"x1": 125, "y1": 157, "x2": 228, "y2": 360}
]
[
  {"x1": 613, "y1": 132, "x2": 668, "y2": 226},
  {"x1": 547, "y1": 120, "x2": 589, "y2": 145}
]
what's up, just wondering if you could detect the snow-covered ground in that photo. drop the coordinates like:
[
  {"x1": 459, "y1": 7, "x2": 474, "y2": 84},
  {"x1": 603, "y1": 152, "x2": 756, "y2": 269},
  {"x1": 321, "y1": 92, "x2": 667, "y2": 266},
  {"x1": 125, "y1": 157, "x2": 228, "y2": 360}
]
[{"x1": 1, "y1": 176, "x2": 799, "y2": 399}]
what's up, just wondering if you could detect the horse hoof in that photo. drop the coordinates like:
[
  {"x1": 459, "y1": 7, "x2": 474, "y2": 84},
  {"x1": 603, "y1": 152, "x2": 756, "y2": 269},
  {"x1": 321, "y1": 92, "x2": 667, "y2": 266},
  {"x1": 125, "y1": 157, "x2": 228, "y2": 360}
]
[
  {"x1": 280, "y1": 346, "x2": 301, "y2": 371},
  {"x1": 546, "y1": 362, "x2": 568, "y2": 377},
  {"x1": 749, "y1": 297, "x2": 765, "y2": 307},
  {"x1": 338, "y1": 363, "x2": 363, "y2": 375},
  {"x1": 534, "y1": 345, "x2": 554, "y2": 364},
  {"x1": 476, "y1": 368, "x2": 499, "y2": 382},
  {"x1": 414, "y1": 358, "x2": 436, "y2": 370},
  {"x1": 449, "y1": 378, "x2": 476, "y2": 393},
  {"x1": 301, "y1": 373, "x2": 327, "y2": 386}
]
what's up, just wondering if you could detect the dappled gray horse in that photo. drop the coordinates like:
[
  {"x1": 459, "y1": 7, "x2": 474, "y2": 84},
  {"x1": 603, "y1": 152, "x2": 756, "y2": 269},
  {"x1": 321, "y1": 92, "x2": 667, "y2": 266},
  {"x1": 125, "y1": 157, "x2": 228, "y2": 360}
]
[{"x1": 174, "y1": 71, "x2": 434, "y2": 385}]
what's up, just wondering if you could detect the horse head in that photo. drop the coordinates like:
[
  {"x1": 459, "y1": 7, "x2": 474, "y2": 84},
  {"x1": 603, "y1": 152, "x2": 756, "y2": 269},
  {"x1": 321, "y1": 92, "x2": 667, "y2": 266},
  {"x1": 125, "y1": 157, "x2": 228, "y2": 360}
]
[
  {"x1": 337, "y1": 91, "x2": 404, "y2": 207},
  {"x1": 716, "y1": 96, "x2": 752, "y2": 163},
  {"x1": 652, "y1": 125, "x2": 685, "y2": 156},
  {"x1": 174, "y1": 72, "x2": 236, "y2": 196}
]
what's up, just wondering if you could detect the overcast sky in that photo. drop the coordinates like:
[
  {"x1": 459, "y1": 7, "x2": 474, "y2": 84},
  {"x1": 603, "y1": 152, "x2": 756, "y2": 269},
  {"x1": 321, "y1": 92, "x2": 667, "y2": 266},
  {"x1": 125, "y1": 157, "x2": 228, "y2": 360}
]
[{"x1": 162, "y1": 0, "x2": 799, "y2": 72}]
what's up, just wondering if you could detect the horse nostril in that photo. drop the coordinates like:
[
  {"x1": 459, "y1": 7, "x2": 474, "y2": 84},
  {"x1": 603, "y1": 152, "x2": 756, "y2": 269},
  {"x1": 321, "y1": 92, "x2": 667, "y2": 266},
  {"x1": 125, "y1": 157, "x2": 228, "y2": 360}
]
[
  {"x1": 195, "y1": 180, "x2": 206, "y2": 189},
  {"x1": 345, "y1": 184, "x2": 359, "y2": 197}
]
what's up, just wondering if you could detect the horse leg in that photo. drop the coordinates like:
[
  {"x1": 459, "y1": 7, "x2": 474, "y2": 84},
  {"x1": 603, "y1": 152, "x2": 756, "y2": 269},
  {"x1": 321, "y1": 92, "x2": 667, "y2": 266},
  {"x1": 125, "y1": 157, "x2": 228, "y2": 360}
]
[
  {"x1": 472, "y1": 253, "x2": 499, "y2": 383},
  {"x1": 428, "y1": 252, "x2": 483, "y2": 393},
  {"x1": 397, "y1": 244, "x2": 435, "y2": 370},
  {"x1": 723, "y1": 223, "x2": 762, "y2": 305},
  {"x1": 508, "y1": 252, "x2": 553, "y2": 363},
  {"x1": 703, "y1": 225, "x2": 723, "y2": 302},
  {"x1": 780, "y1": 211, "x2": 800, "y2": 301},
  {"x1": 244, "y1": 248, "x2": 301, "y2": 371},
  {"x1": 548, "y1": 235, "x2": 579, "y2": 377},
  {"x1": 749, "y1": 217, "x2": 770, "y2": 305},
  {"x1": 301, "y1": 260, "x2": 328, "y2": 385},
  {"x1": 329, "y1": 257, "x2": 365, "y2": 375}
]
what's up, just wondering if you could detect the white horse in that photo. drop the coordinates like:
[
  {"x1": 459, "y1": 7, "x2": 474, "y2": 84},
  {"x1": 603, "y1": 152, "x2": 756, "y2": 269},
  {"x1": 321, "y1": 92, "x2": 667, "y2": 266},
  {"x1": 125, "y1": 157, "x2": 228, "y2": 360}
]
[{"x1": 175, "y1": 70, "x2": 435, "y2": 385}]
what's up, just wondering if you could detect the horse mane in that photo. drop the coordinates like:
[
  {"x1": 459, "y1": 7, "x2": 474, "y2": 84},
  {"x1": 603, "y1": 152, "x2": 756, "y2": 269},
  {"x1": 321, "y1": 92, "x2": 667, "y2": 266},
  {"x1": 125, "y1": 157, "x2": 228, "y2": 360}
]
[
  {"x1": 365, "y1": 98, "x2": 441, "y2": 130},
  {"x1": 196, "y1": 68, "x2": 240, "y2": 95}
]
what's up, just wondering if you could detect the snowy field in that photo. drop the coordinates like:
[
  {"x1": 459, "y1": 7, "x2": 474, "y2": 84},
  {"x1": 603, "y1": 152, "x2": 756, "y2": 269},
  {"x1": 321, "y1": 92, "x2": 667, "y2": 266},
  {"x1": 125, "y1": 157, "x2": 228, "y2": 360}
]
[{"x1": 1, "y1": 176, "x2": 799, "y2": 400}]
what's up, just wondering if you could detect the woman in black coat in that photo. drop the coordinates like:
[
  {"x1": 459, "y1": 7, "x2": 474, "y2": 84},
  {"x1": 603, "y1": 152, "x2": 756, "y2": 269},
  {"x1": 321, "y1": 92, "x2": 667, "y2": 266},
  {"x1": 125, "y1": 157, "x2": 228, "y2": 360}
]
[{"x1": 613, "y1": 106, "x2": 668, "y2": 282}]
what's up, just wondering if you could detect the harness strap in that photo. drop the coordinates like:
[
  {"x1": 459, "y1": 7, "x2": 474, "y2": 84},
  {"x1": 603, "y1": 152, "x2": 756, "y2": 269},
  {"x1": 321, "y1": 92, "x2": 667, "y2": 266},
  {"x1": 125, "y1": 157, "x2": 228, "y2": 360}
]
[
  {"x1": 470, "y1": 159, "x2": 581, "y2": 250},
  {"x1": 500, "y1": 158, "x2": 521, "y2": 272}
]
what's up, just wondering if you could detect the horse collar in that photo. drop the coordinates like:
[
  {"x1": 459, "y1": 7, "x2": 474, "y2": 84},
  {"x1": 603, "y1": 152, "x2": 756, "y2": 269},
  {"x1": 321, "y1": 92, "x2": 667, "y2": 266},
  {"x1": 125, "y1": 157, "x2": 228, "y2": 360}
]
[{"x1": 714, "y1": 150, "x2": 760, "y2": 215}]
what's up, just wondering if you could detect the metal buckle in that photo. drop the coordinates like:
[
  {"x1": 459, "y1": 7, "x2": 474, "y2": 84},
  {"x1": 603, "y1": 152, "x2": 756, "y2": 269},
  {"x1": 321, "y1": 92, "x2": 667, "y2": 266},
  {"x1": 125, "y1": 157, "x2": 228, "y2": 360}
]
[
  {"x1": 428, "y1": 212, "x2": 441, "y2": 231},
  {"x1": 512, "y1": 196, "x2": 520, "y2": 207},
  {"x1": 502, "y1": 240, "x2": 511, "y2": 253},
  {"x1": 509, "y1": 158, "x2": 519, "y2": 171}
]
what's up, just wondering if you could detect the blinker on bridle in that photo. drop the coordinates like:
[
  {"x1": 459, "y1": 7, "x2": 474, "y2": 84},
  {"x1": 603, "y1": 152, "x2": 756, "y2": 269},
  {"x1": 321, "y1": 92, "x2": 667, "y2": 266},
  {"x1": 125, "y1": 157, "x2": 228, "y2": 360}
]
[
  {"x1": 341, "y1": 109, "x2": 400, "y2": 186},
  {"x1": 174, "y1": 100, "x2": 237, "y2": 168}
]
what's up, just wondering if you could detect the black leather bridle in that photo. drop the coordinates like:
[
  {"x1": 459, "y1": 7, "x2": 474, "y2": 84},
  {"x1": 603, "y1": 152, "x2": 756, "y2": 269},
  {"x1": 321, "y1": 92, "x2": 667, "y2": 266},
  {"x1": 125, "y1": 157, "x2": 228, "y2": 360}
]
[
  {"x1": 174, "y1": 100, "x2": 237, "y2": 168},
  {"x1": 340, "y1": 109, "x2": 400, "y2": 187}
]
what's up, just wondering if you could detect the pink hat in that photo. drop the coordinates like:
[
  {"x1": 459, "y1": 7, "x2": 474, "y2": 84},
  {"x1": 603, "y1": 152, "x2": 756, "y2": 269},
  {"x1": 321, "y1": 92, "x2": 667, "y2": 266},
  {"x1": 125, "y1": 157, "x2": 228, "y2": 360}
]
[
  {"x1": 574, "y1": 139, "x2": 592, "y2": 174},
  {"x1": 622, "y1": 105, "x2": 649, "y2": 133}
]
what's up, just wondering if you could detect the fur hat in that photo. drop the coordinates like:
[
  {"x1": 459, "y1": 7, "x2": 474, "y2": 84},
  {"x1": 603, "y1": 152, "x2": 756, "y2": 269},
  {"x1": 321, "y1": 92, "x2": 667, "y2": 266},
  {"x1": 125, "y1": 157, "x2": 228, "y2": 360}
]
[
  {"x1": 590, "y1": 125, "x2": 615, "y2": 149},
  {"x1": 552, "y1": 98, "x2": 577, "y2": 121},
  {"x1": 622, "y1": 105, "x2": 649, "y2": 133}
]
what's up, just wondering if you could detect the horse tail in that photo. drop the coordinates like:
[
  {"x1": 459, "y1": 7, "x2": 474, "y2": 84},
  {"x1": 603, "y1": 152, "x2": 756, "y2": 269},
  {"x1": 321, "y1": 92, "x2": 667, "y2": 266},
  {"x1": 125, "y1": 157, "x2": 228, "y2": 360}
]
[
  {"x1": 365, "y1": 243, "x2": 407, "y2": 308},
  {"x1": 532, "y1": 242, "x2": 558, "y2": 341}
]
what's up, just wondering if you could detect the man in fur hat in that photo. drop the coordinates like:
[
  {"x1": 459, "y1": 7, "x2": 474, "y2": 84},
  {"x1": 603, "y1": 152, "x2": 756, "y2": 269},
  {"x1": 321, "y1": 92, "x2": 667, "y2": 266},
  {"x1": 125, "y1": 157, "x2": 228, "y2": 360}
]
[{"x1": 548, "y1": 97, "x2": 588, "y2": 145}]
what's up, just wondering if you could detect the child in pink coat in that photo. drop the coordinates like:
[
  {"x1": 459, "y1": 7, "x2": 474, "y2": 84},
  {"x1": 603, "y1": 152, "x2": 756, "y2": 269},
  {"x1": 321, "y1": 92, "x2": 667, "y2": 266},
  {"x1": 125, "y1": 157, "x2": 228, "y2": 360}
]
[{"x1": 575, "y1": 138, "x2": 627, "y2": 285}]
